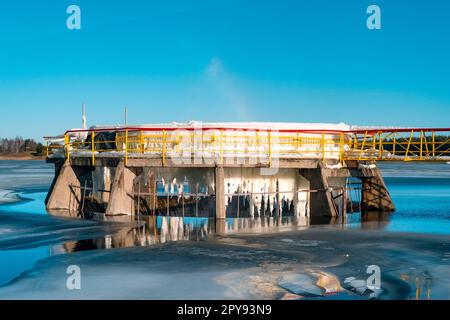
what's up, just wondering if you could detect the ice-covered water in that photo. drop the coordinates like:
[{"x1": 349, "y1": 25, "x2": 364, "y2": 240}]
[{"x1": 0, "y1": 160, "x2": 450, "y2": 299}]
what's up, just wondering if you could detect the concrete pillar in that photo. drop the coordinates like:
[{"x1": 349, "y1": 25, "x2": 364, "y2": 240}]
[
  {"x1": 215, "y1": 165, "x2": 226, "y2": 220},
  {"x1": 106, "y1": 160, "x2": 136, "y2": 216},
  {"x1": 361, "y1": 167, "x2": 395, "y2": 212},
  {"x1": 46, "y1": 160, "x2": 88, "y2": 212},
  {"x1": 215, "y1": 218, "x2": 227, "y2": 235},
  {"x1": 45, "y1": 158, "x2": 65, "y2": 206},
  {"x1": 299, "y1": 167, "x2": 338, "y2": 218}
]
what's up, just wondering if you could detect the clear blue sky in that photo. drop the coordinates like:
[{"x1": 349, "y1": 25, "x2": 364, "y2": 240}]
[{"x1": 0, "y1": 0, "x2": 449, "y2": 141}]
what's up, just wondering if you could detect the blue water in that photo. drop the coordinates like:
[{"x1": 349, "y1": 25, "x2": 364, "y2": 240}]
[
  {"x1": 385, "y1": 177, "x2": 450, "y2": 234},
  {"x1": 346, "y1": 169, "x2": 450, "y2": 234},
  {"x1": 0, "y1": 247, "x2": 49, "y2": 286},
  {"x1": 0, "y1": 191, "x2": 48, "y2": 215}
]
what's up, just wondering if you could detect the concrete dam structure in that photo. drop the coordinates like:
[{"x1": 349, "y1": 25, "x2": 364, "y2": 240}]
[{"x1": 44, "y1": 122, "x2": 450, "y2": 224}]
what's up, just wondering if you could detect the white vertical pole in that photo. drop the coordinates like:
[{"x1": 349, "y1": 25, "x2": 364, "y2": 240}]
[{"x1": 82, "y1": 103, "x2": 87, "y2": 129}]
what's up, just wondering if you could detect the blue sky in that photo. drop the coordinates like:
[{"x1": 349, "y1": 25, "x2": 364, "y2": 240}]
[{"x1": 0, "y1": 0, "x2": 449, "y2": 141}]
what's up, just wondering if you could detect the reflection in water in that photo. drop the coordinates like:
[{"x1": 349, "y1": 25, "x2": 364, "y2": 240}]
[
  {"x1": 58, "y1": 211, "x2": 396, "y2": 254},
  {"x1": 400, "y1": 269, "x2": 432, "y2": 300},
  {"x1": 59, "y1": 215, "x2": 314, "y2": 253},
  {"x1": 359, "y1": 211, "x2": 391, "y2": 230},
  {"x1": 346, "y1": 211, "x2": 392, "y2": 230}
]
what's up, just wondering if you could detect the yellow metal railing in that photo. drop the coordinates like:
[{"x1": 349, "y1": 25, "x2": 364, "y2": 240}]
[
  {"x1": 346, "y1": 130, "x2": 450, "y2": 161},
  {"x1": 46, "y1": 127, "x2": 450, "y2": 166}
]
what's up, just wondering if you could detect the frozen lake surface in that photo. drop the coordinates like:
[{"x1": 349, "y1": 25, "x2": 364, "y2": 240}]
[{"x1": 0, "y1": 160, "x2": 450, "y2": 299}]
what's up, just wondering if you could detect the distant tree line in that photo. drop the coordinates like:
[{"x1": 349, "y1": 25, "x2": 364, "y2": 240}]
[{"x1": 0, "y1": 137, "x2": 44, "y2": 155}]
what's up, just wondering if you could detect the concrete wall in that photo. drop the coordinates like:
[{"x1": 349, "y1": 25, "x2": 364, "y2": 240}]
[
  {"x1": 361, "y1": 167, "x2": 395, "y2": 212},
  {"x1": 92, "y1": 166, "x2": 114, "y2": 204},
  {"x1": 46, "y1": 161, "x2": 92, "y2": 213},
  {"x1": 223, "y1": 168, "x2": 310, "y2": 218},
  {"x1": 299, "y1": 167, "x2": 339, "y2": 218},
  {"x1": 46, "y1": 158, "x2": 395, "y2": 219},
  {"x1": 105, "y1": 161, "x2": 136, "y2": 216}
]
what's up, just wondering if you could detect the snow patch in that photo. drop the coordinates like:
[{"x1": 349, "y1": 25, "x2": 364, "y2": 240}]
[{"x1": 0, "y1": 189, "x2": 21, "y2": 204}]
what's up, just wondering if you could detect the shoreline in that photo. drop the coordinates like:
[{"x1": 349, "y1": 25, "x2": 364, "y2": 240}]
[{"x1": 0, "y1": 154, "x2": 46, "y2": 161}]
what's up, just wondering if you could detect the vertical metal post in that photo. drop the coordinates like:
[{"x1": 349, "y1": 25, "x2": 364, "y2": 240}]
[
  {"x1": 339, "y1": 132, "x2": 344, "y2": 164},
  {"x1": 195, "y1": 184, "x2": 199, "y2": 217},
  {"x1": 358, "y1": 131, "x2": 367, "y2": 160},
  {"x1": 182, "y1": 189, "x2": 185, "y2": 217},
  {"x1": 373, "y1": 132, "x2": 376, "y2": 150},
  {"x1": 91, "y1": 131, "x2": 95, "y2": 166},
  {"x1": 393, "y1": 132, "x2": 397, "y2": 156},
  {"x1": 420, "y1": 130, "x2": 423, "y2": 159},
  {"x1": 432, "y1": 131, "x2": 436, "y2": 158},
  {"x1": 153, "y1": 179, "x2": 157, "y2": 216},
  {"x1": 137, "y1": 181, "x2": 141, "y2": 223},
  {"x1": 140, "y1": 130, "x2": 144, "y2": 154},
  {"x1": 80, "y1": 180, "x2": 87, "y2": 217},
  {"x1": 321, "y1": 131, "x2": 325, "y2": 161},
  {"x1": 404, "y1": 130, "x2": 414, "y2": 161},
  {"x1": 268, "y1": 130, "x2": 272, "y2": 167},
  {"x1": 162, "y1": 129, "x2": 166, "y2": 166},
  {"x1": 378, "y1": 131, "x2": 383, "y2": 159},
  {"x1": 46, "y1": 140, "x2": 49, "y2": 157},
  {"x1": 250, "y1": 183, "x2": 254, "y2": 218},
  {"x1": 167, "y1": 188, "x2": 170, "y2": 216},
  {"x1": 220, "y1": 128, "x2": 223, "y2": 163},
  {"x1": 64, "y1": 132, "x2": 70, "y2": 161},
  {"x1": 125, "y1": 130, "x2": 129, "y2": 166},
  {"x1": 237, "y1": 192, "x2": 240, "y2": 218}
]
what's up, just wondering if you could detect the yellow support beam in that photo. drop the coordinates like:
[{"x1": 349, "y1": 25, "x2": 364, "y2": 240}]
[
  {"x1": 91, "y1": 131, "x2": 95, "y2": 166},
  {"x1": 162, "y1": 129, "x2": 166, "y2": 166},
  {"x1": 432, "y1": 131, "x2": 435, "y2": 158},
  {"x1": 220, "y1": 129, "x2": 223, "y2": 163},
  {"x1": 393, "y1": 132, "x2": 396, "y2": 156},
  {"x1": 64, "y1": 133, "x2": 70, "y2": 161},
  {"x1": 125, "y1": 130, "x2": 128, "y2": 166},
  {"x1": 419, "y1": 130, "x2": 423, "y2": 159},
  {"x1": 140, "y1": 130, "x2": 144, "y2": 154},
  {"x1": 339, "y1": 132, "x2": 344, "y2": 164},
  {"x1": 404, "y1": 130, "x2": 414, "y2": 161},
  {"x1": 378, "y1": 131, "x2": 383, "y2": 159},
  {"x1": 358, "y1": 131, "x2": 367, "y2": 161},
  {"x1": 268, "y1": 131, "x2": 272, "y2": 167},
  {"x1": 321, "y1": 131, "x2": 325, "y2": 161}
]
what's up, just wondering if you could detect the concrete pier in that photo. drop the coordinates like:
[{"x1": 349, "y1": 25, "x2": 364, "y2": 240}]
[
  {"x1": 361, "y1": 167, "x2": 395, "y2": 212},
  {"x1": 215, "y1": 166, "x2": 225, "y2": 220},
  {"x1": 105, "y1": 160, "x2": 136, "y2": 216},
  {"x1": 46, "y1": 160, "x2": 90, "y2": 213},
  {"x1": 299, "y1": 166, "x2": 338, "y2": 217},
  {"x1": 45, "y1": 157, "x2": 395, "y2": 219}
]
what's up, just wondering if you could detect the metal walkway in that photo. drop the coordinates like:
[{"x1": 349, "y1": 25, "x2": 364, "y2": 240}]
[{"x1": 45, "y1": 126, "x2": 450, "y2": 165}]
